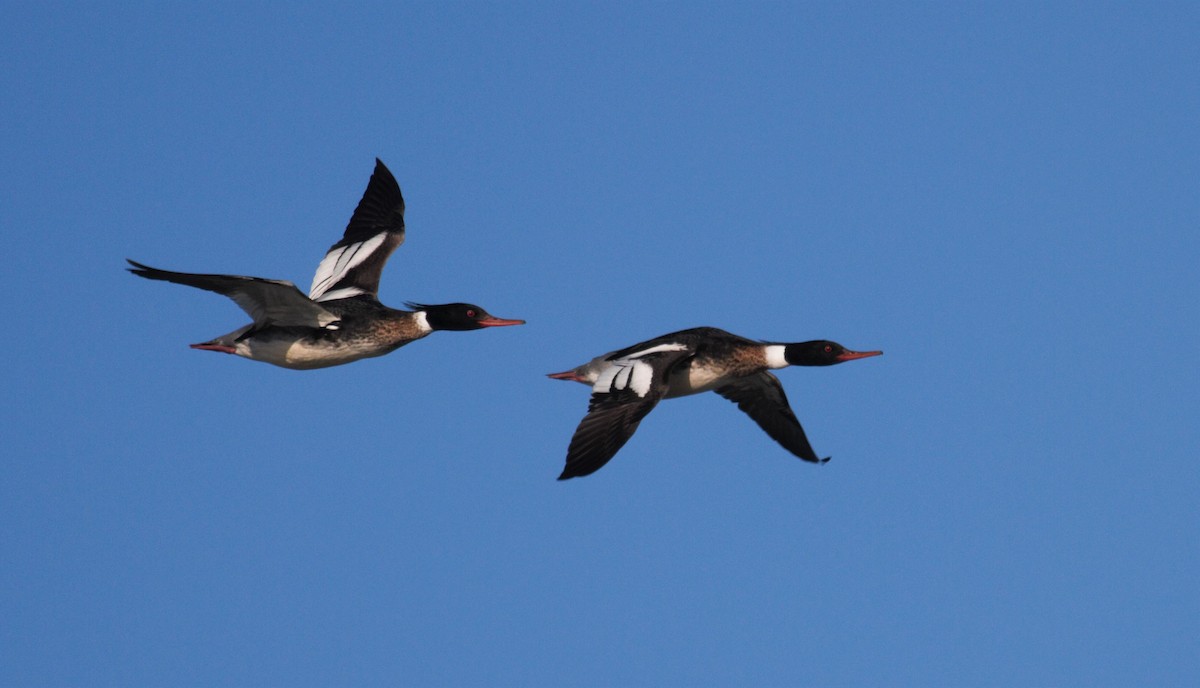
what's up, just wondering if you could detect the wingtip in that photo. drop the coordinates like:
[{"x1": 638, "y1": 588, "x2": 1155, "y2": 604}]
[{"x1": 368, "y1": 157, "x2": 397, "y2": 188}]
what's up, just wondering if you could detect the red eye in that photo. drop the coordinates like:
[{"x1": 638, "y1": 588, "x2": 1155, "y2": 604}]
[
  {"x1": 824, "y1": 345, "x2": 833, "y2": 353},
  {"x1": 467, "y1": 309, "x2": 477, "y2": 317}
]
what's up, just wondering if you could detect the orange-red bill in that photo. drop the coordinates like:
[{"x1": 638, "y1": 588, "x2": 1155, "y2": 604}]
[
  {"x1": 836, "y1": 349, "x2": 883, "y2": 362},
  {"x1": 478, "y1": 317, "x2": 525, "y2": 327}
]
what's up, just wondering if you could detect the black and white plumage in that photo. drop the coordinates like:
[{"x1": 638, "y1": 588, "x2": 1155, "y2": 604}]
[
  {"x1": 307, "y1": 160, "x2": 407, "y2": 304},
  {"x1": 129, "y1": 159, "x2": 523, "y2": 369},
  {"x1": 548, "y1": 327, "x2": 881, "y2": 480}
]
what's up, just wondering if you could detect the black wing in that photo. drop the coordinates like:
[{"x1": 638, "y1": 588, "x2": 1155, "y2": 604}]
[
  {"x1": 127, "y1": 259, "x2": 339, "y2": 329},
  {"x1": 715, "y1": 372, "x2": 829, "y2": 464},
  {"x1": 558, "y1": 389, "x2": 663, "y2": 480},
  {"x1": 308, "y1": 158, "x2": 406, "y2": 302},
  {"x1": 558, "y1": 348, "x2": 693, "y2": 480}
]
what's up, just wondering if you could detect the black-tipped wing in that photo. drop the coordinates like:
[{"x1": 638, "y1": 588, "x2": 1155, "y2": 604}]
[
  {"x1": 128, "y1": 259, "x2": 339, "y2": 329},
  {"x1": 309, "y1": 158, "x2": 406, "y2": 302},
  {"x1": 716, "y1": 372, "x2": 829, "y2": 464},
  {"x1": 558, "y1": 347, "x2": 693, "y2": 480}
]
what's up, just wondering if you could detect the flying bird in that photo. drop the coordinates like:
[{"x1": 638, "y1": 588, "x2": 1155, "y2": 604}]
[
  {"x1": 548, "y1": 327, "x2": 880, "y2": 480},
  {"x1": 128, "y1": 159, "x2": 523, "y2": 369}
]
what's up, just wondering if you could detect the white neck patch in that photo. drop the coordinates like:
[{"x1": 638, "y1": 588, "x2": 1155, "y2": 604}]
[
  {"x1": 764, "y1": 344, "x2": 789, "y2": 369},
  {"x1": 414, "y1": 310, "x2": 432, "y2": 334}
]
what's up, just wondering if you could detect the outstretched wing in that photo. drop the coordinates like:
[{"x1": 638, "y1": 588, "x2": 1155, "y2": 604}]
[
  {"x1": 127, "y1": 260, "x2": 339, "y2": 329},
  {"x1": 309, "y1": 158, "x2": 406, "y2": 302},
  {"x1": 715, "y1": 372, "x2": 829, "y2": 464},
  {"x1": 558, "y1": 346, "x2": 693, "y2": 480}
]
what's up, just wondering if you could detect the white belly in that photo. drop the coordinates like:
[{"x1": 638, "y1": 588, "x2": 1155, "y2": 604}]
[
  {"x1": 240, "y1": 337, "x2": 396, "y2": 370},
  {"x1": 664, "y1": 362, "x2": 729, "y2": 398}
]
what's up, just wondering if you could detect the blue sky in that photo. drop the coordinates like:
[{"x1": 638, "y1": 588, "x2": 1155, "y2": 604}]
[{"x1": 3, "y1": 2, "x2": 1197, "y2": 686}]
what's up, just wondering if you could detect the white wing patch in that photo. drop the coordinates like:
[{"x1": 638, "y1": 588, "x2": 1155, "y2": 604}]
[
  {"x1": 594, "y1": 359, "x2": 655, "y2": 397},
  {"x1": 592, "y1": 343, "x2": 688, "y2": 397},
  {"x1": 309, "y1": 232, "x2": 388, "y2": 299}
]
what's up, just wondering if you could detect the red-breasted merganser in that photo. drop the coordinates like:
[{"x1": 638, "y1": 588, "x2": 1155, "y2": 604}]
[
  {"x1": 548, "y1": 327, "x2": 881, "y2": 480},
  {"x1": 128, "y1": 159, "x2": 523, "y2": 369}
]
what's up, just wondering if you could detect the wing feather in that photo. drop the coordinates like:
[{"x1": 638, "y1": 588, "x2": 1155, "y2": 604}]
[
  {"x1": 558, "y1": 348, "x2": 694, "y2": 480},
  {"x1": 558, "y1": 391, "x2": 661, "y2": 480},
  {"x1": 715, "y1": 372, "x2": 829, "y2": 464},
  {"x1": 309, "y1": 159, "x2": 406, "y2": 302},
  {"x1": 127, "y1": 260, "x2": 338, "y2": 328}
]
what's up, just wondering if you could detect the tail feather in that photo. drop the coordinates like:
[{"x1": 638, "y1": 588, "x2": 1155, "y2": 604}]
[
  {"x1": 547, "y1": 370, "x2": 587, "y2": 382},
  {"x1": 190, "y1": 342, "x2": 237, "y2": 354}
]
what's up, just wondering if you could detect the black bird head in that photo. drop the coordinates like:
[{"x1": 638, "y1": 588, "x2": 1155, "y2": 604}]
[
  {"x1": 784, "y1": 340, "x2": 882, "y2": 366},
  {"x1": 406, "y1": 302, "x2": 525, "y2": 331}
]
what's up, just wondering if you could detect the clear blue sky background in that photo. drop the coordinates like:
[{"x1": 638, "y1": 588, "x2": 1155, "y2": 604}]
[{"x1": 3, "y1": 3, "x2": 1197, "y2": 686}]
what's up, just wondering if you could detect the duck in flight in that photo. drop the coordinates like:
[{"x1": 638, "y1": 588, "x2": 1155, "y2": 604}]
[
  {"x1": 548, "y1": 327, "x2": 880, "y2": 480},
  {"x1": 128, "y1": 159, "x2": 523, "y2": 369}
]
